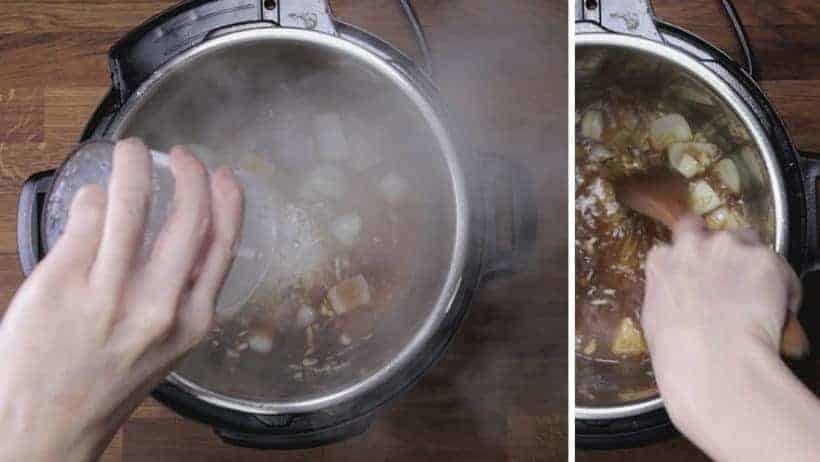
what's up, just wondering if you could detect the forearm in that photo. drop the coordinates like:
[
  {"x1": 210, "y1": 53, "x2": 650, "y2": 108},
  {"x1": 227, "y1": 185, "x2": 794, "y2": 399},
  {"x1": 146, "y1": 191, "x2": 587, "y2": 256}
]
[
  {"x1": 0, "y1": 427, "x2": 97, "y2": 462},
  {"x1": 0, "y1": 392, "x2": 99, "y2": 462},
  {"x1": 660, "y1": 339, "x2": 820, "y2": 462}
]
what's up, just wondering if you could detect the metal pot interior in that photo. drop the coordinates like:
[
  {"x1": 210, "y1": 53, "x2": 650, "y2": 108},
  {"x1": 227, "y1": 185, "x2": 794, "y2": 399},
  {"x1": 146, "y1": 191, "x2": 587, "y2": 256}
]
[
  {"x1": 100, "y1": 29, "x2": 466, "y2": 414},
  {"x1": 575, "y1": 37, "x2": 785, "y2": 419}
]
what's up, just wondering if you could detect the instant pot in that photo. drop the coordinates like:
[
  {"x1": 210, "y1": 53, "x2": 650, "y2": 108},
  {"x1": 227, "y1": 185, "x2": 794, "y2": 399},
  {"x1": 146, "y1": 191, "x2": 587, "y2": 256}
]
[
  {"x1": 576, "y1": 0, "x2": 820, "y2": 449},
  {"x1": 16, "y1": 0, "x2": 535, "y2": 449}
]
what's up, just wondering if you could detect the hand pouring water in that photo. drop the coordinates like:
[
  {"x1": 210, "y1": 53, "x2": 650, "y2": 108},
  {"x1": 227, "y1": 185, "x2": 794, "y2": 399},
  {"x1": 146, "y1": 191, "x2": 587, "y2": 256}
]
[{"x1": 43, "y1": 140, "x2": 273, "y2": 318}]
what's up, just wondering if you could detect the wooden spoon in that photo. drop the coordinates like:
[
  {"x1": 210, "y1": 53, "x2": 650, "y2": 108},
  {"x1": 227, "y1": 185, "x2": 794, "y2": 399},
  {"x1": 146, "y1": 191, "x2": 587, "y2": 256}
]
[{"x1": 615, "y1": 168, "x2": 810, "y2": 359}]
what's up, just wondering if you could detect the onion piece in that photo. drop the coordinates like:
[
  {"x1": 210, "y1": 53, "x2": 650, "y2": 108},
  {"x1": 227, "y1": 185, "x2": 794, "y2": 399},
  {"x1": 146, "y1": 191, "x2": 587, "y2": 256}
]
[
  {"x1": 649, "y1": 114, "x2": 692, "y2": 150},
  {"x1": 588, "y1": 144, "x2": 613, "y2": 162},
  {"x1": 670, "y1": 141, "x2": 717, "y2": 166},
  {"x1": 303, "y1": 165, "x2": 348, "y2": 199},
  {"x1": 248, "y1": 330, "x2": 274, "y2": 354},
  {"x1": 380, "y1": 173, "x2": 409, "y2": 205},
  {"x1": 583, "y1": 339, "x2": 597, "y2": 356},
  {"x1": 581, "y1": 110, "x2": 604, "y2": 141},
  {"x1": 611, "y1": 317, "x2": 646, "y2": 356},
  {"x1": 331, "y1": 213, "x2": 362, "y2": 247},
  {"x1": 713, "y1": 158, "x2": 741, "y2": 193},
  {"x1": 314, "y1": 113, "x2": 350, "y2": 162},
  {"x1": 689, "y1": 179, "x2": 723, "y2": 215},
  {"x1": 668, "y1": 151, "x2": 700, "y2": 178},
  {"x1": 327, "y1": 275, "x2": 371, "y2": 315},
  {"x1": 348, "y1": 132, "x2": 384, "y2": 172},
  {"x1": 705, "y1": 206, "x2": 747, "y2": 231}
]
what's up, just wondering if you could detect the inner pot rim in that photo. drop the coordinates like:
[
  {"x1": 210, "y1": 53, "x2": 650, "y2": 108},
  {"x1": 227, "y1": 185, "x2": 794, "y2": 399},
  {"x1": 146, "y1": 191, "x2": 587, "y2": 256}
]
[
  {"x1": 575, "y1": 32, "x2": 789, "y2": 420},
  {"x1": 99, "y1": 27, "x2": 470, "y2": 416}
]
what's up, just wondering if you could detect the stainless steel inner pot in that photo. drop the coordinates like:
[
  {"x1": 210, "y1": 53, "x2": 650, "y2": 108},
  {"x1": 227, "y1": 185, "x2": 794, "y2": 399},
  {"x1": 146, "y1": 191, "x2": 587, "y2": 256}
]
[
  {"x1": 69, "y1": 27, "x2": 469, "y2": 416},
  {"x1": 575, "y1": 33, "x2": 789, "y2": 420}
]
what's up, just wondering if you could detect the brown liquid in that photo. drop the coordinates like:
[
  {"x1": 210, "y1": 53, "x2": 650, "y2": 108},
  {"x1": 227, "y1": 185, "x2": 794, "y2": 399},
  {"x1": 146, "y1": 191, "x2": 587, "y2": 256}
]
[{"x1": 575, "y1": 92, "x2": 745, "y2": 363}]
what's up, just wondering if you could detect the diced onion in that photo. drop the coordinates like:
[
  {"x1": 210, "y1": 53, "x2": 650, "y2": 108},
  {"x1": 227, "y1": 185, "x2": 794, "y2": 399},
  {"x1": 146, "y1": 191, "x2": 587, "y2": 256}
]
[
  {"x1": 588, "y1": 144, "x2": 613, "y2": 162},
  {"x1": 668, "y1": 152, "x2": 700, "y2": 178},
  {"x1": 314, "y1": 113, "x2": 350, "y2": 162},
  {"x1": 649, "y1": 114, "x2": 692, "y2": 150},
  {"x1": 713, "y1": 158, "x2": 741, "y2": 193},
  {"x1": 705, "y1": 206, "x2": 747, "y2": 231},
  {"x1": 348, "y1": 132, "x2": 383, "y2": 172},
  {"x1": 689, "y1": 180, "x2": 723, "y2": 215},
  {"x1": 248, "y1": 331, "x2": 274, "y2": 354},
  {"x1": 611, "y1": 317, "x2": 646, "y2": 356},
  {"x1": 331, "y1": 213, "x2": 362, "y2": 247},
  {"x1": 327, "y1": 275, "x2": 371, "y2": 315},
  {"x1": 583, "y1": 339, "x2": 597, "y2": 355},
  {"x1": 670, "y1": 141, "x2": 716, "y2": 164},
  {"x1": 379, "y1": 173, "x2": 408, "y2": 205},
  {"x1": 304, "y1": 165, "x2": 348, "y2": 198},
  {"x1": 581, "y1": 110, "x2": 604, "y2": 140}
]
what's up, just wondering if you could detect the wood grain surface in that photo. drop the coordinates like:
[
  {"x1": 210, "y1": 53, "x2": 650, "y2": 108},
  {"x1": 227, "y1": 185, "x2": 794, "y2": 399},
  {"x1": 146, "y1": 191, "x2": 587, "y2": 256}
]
[
  {"x1": 0, "y1": 1, "x2": 567, "y2": 461},
  {"x1": 576, "y1": 1, "x2": 820, "y2": 460}
]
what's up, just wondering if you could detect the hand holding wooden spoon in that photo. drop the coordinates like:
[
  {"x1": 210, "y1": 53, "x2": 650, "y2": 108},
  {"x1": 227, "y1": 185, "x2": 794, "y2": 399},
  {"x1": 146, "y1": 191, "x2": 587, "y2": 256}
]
[{"x1": 616, "y1": 168, "x2": 809, "y2": 359}]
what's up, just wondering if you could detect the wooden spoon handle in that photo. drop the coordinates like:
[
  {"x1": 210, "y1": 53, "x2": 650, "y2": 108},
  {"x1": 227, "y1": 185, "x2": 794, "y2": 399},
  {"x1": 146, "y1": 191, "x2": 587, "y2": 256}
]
[{"x1": 782, "y1": 310, "x2": 810, "y2": 359}]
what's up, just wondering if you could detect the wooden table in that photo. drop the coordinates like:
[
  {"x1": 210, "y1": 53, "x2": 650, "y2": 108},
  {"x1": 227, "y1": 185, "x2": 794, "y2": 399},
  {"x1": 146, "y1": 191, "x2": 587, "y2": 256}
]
[
  {"x1": 577, "y1": 1, "x2": 820, "y2": 460},
  {"x1": 0, "y1": 0, "x2": 567, "y2": 460}
]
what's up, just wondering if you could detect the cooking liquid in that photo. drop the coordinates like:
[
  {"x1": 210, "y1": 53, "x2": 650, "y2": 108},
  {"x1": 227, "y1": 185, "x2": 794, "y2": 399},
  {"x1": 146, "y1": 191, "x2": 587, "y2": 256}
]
[{"x1": 575, "y1": 90, "x2": 747, "y2": 364}]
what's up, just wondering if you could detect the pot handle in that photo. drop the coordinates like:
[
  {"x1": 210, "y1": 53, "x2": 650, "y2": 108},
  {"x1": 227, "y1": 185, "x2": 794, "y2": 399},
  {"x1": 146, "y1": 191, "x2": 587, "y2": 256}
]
[
  {"x1": 17, "y1": 171, "x2": 54, "y2": 277},
  {"x1": 575, "y1": 0, "x2": 663, "y2": 41},
  {"x1": 800, "y1": 152, "x2": 820, "y2": 275},
  {"x1": 213, "y1": 413, "x2": 374, "y2": 449},
  {"x1": 478, "y1": 154, "x2": 538, "y2": 281},
  {"x1": 109, "y1": 0, "x2": 271, "y2": 104},
  {"x1": 575, "y1": 0, "x2": 757, "y2": 79},
  {"x1": 110, "y1": 0, "x2": 433, "y2": 104}
]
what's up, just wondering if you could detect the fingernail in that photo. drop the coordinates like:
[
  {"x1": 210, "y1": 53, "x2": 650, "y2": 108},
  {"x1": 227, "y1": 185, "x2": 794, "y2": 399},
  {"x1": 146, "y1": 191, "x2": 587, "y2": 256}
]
[
  {"x1": 216, "y1": 166, "x2": 235, "y2": 179},
  {"x1": 118, "y1": 137, "x2": 147, "y2": 151}
]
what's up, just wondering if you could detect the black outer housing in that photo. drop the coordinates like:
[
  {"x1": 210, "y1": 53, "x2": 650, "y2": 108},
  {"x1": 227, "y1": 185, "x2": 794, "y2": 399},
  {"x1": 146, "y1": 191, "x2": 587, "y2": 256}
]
[
  {"x1": 17, "y1": 0, "x2": 537, "y2": 450},
  {"x1": 575, "y1": 21, "x2": 820, "y2": 449}
]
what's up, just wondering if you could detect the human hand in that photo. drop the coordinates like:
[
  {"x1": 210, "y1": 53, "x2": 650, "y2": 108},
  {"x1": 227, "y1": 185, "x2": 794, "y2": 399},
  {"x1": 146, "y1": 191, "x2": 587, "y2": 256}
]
[
  {"x1": 0, "y1": 138, "x2": 243, "y2": 462},
  {"x1": 641, "y1": 215, "x2": 802, "y2": 441}
]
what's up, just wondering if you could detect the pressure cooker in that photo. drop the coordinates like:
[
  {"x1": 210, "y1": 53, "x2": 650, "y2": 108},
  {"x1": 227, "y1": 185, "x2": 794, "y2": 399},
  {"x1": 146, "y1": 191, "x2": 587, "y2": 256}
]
[
  {"x1": 16, "y1": 0, "x2": 535, "y2": 449},
  {"x1": 576, "y1": 0, "x2": 820, "y2": 449}
]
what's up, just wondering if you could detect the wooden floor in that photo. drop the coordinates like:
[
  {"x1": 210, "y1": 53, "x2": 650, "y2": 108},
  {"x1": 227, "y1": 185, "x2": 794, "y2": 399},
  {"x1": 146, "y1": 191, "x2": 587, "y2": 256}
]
[
  {"x1": 0, "y1": 0, "x2": 567, "y2": 461},
  {"x1": 577, "y1": 1, "x2": 820, "y2": 460}
]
